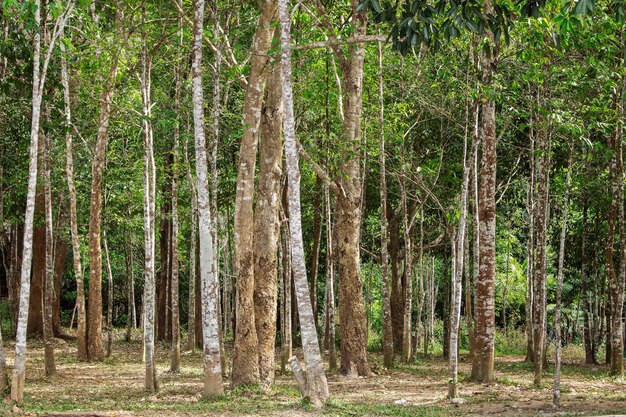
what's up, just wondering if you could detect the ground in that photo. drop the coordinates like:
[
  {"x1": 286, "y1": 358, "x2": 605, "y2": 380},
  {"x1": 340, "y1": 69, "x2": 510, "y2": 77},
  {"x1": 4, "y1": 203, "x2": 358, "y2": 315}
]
[{"x1": 2, "y1": 331, "x2": 626, "y2": 416}]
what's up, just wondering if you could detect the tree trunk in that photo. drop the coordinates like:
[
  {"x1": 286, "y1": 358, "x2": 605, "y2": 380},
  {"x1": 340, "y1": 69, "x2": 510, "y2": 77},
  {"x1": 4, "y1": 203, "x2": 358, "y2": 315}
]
[
  {"x1": 389, "y1": 208, "x2": 404, "y2": 353},
  {"x1": 325, "y1": 186, "x2": 337, "y2": 371},
  {"x1": 88, "y1": 6, "x2": 122, "y2": 361},
  {"x1": 157, "y1": 153, "x2": 172, "y2": 342},
  {"x1": 525, "y1": 132, "x2": 535, "y2": 363},
  {"x1": 253, "y1": 63, "x2": 283, "y2": 387},
  {"x1": 334, "y1": 8, "x2": 370, "y2": 377},
  {"x1": 378, "y1": 40, "x2": 393, "y2": 368},
  {"x1": 61, "y1": 44, "x2": 87, "y2": 358},
  {"x1": 400, "y1": 165, "x2": 412, "y2": 363},
  {"x1": 103, "y1": 231, "x2": 113, "y2": 358},
  {"x1": 43, "y1": 129, "x2": 56, "y2": 376},
  {"x1": 193, "y1": 0, "x2": 223, "y2": 396},
  {"x1": 125, "y1": 231, "x2": 135, "y2": 342},
  {"x1": 140, "y1": 27, "x2": 158, "y2": 391},
  {"x1": 532, "y1": 91, "x2": 550, "y2": 387},
  {"x1": 184, "y1": 133, "x2": 198, "y2": 352},
  {"x1": 231, "y1": 0, "x2": 277, "y2": 387},
  {"x1": 280, "y1": 202, "x2": 292, "y2": 374},
  {"x1": 310, "y1": 175, "x2": 323, "y2": 329},
  {"x1": 449, "y1": 121, "x2": 473, "y2": 398},
  {"x1": 12, "y1": 0, "x2": 72, "y2": 401},
  {"x1": 553, "y1": 142, "x2": 573, "y2": 408},
  {"x1": 471, "y1": 5, "x2": 496, "y2": 381},
  {"x1": 278, "y1": 1, "x2": 329, "y2": 403}
]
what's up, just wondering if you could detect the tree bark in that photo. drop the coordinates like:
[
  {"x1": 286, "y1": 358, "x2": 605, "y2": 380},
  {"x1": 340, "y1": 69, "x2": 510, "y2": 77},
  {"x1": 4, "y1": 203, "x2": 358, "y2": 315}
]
[
  {"x1": 253, "y1": 63, "x2": 283, "y2": 387},
  {"x1": 12, "y1": 0, "x2": 72, "y2": 401},
  {"x1": 184, "y1": 133, "x2": 198, "y2": 352},
  {"x1": 532, "y1": 89, "x2": 550, "y2": 387},
  {"x1": 140, "y1": 12, "x2": 158, "y2": 390},
  {"x1": 400, "y1": 164, "x2": 412, "y2": 363},
  {"x1": 43, "y1": 129, "x2": 56, "y2": 376},
  {"x1": 61, "y1": 41, "x2": 87, "y2": 356},
  {"x1": 193, "y1": 0, "x2": 223, "y2": 396},
  {"x1": 232, "y1": 0, "x2": 277, "y2": 387},
  {"x1": 378, "y1": 40, "x2": 393, "y2": 368},
  {"x1": 103, "y1": 231, "x2": 113, "y2": 358},
  {"x1": 471, "y1": 3, "x2": 496, "y2": 381},
  {"x1": 88, "y1": 5, "x2": 122, "y2": 361},
  {"x1": 553, "y1": 142, "x2": 573, "y2": 408},
  {"x1": 278, "y1": 0, "x2": 330, "y2": 403}
]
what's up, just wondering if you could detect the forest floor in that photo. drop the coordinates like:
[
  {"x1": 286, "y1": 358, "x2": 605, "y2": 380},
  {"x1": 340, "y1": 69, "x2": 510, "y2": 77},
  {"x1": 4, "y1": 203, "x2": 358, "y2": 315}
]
[{"x1": 1, "y1": 330, "x2": 626, "y2": 416}]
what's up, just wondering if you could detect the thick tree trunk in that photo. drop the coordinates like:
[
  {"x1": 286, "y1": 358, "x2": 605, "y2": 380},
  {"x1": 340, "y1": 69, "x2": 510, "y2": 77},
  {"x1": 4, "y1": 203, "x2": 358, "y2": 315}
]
[
  {"x1": 378, "y1": 40, "x2": 393, "y2": 368},
  {"x1": 471, "y1": 6, "x2": 496, "y2": 381},
  {"x1": 278, "y1": 1, "x2": 329, "y2": 403},
  {"x1": 253, "y1": 64, "x2": 283, "y2": 387},
  {"x1": 193, "y1": 0, "x2": 223, "y2": 396},
  {"x1": 231, "y1": 0, "x2": 276, "y2": 387},
  {"x1": 334, "y1": 4, "x2": 370, "y2": 376},
  {"x1": 88, "y1": 10, "x2": 121, "y2": 361},
  {"x1": 553, "y1": 143, "x2": 573, "y2": 408}
]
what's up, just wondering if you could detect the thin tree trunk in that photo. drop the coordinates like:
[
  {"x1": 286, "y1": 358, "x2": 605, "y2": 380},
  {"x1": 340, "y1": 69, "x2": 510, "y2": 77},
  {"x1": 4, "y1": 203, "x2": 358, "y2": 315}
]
[
  {"x1": 378, "y1": 40, "x2": 393, "y2": 368},
  {"x1": 280, "y1": 205, "x2": 292, "y2": 374},
  {"x1": 125, "y1": 231, "x2": 135, "y2": 341},
  {"x1": 525, "y1": 129, "x2": 535, "y2": 363},
  {"x1": 400, "y1": 164, "x2": 412, "y2": 363},
  {"x1": 231, "y1": 0, "x2": 277, "y2": 387},
  {"x1": 553, "y1": 142, "x2": 573, "y2": 408},
  {"x1": 170, "y1": 1, "x2": 182, "y2": 371},
  {"x1": 61, "y1": 42, "x2": 87, "y2": 357},
  {"x1": 43, "y1": 129, "x2": 56, "y2": 376},
  {"x1": 184, "y1": 132, "x2": 198, "y2": 352},
  {"x1": 533, "y1": 96, "x2": 550, "y2": 386},
  {"x1": 139, "y1": 9, "x2": 158, "y2": 390},
  {"x1": 471, "y1": 2, "x2": 496, "y2": 381},
  {"x1": 103, "y1": 231, "x2": 113, "y2": 358},
  {"x1": 325, "y1": 185, "x2": 337, "y2": 371},
  {"x1": 278, "y1": 1, "x2": 329, "y2": 403},
  {"x1": 253, "y1": 63, "x2": 283, "y2": 387},
  {"x1": 193, "y1": 0, "x2": 223, "y2": 396},
  {"x1": 12, "y1": 0, "x2": 72, "y2": 401},
  {"x1": 310, "y1": 175, "x2": 323, "y2": 328},
  {"x1": 449, "y1": 112, "x2": 473, "y2": 398}
]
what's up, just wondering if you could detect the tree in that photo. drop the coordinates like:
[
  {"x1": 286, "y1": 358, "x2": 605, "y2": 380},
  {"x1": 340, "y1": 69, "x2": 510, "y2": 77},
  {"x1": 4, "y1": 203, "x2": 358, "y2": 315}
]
[
  {"x1": 278, "y1": 0, "x2": 329, "y2": 405},
  {"x1": 231, "y1": 0, "x2": 276, "y2": 386},
  {"x1": 192, "y1": 0, "x2": 223, "y2": 396},
  {"x1": 11, "y1": 0, "x2": 73, "y2": 402}
]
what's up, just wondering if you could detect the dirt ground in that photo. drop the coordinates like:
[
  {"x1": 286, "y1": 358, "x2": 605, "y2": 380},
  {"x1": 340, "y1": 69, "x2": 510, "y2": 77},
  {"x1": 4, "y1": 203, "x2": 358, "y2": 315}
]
[{"x1": 2, "y1": 331, "x2": 626, "y2": 416}]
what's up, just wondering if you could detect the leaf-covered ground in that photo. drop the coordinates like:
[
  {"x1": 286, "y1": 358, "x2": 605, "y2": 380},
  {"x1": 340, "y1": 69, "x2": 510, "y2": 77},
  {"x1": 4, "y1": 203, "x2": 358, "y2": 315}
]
[{"x1": 2, "y1": 331, "x2": 626, "y2": 416}]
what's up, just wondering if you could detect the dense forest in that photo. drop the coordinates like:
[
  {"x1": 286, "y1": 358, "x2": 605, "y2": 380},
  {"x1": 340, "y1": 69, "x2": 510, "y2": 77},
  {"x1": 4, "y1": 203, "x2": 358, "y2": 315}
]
[{"x1": 0, "y1": 0, "x2": 625, "y2": 415}]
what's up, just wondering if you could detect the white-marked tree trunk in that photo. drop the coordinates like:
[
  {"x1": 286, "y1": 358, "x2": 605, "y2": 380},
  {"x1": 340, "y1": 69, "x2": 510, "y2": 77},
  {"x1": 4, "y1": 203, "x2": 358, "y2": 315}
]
[
  {"x1": 278, "y1": 0, "x2": 329, "y2": 406},
  {"x1": 12, "y1": 0, "x2": 73, "y2": 401},
  {"x1": 553, "y1": 142, "x2": 573, "y2": 408},
  {"x1": 193, "y1": 0, "x2": 223, "y2": 396},
  {"x1": 448, "y1": 116, "x2": 474, "y2": 398},
  {"x1": 140, "y1": 22, "x2": 158, "y2": 392}
]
